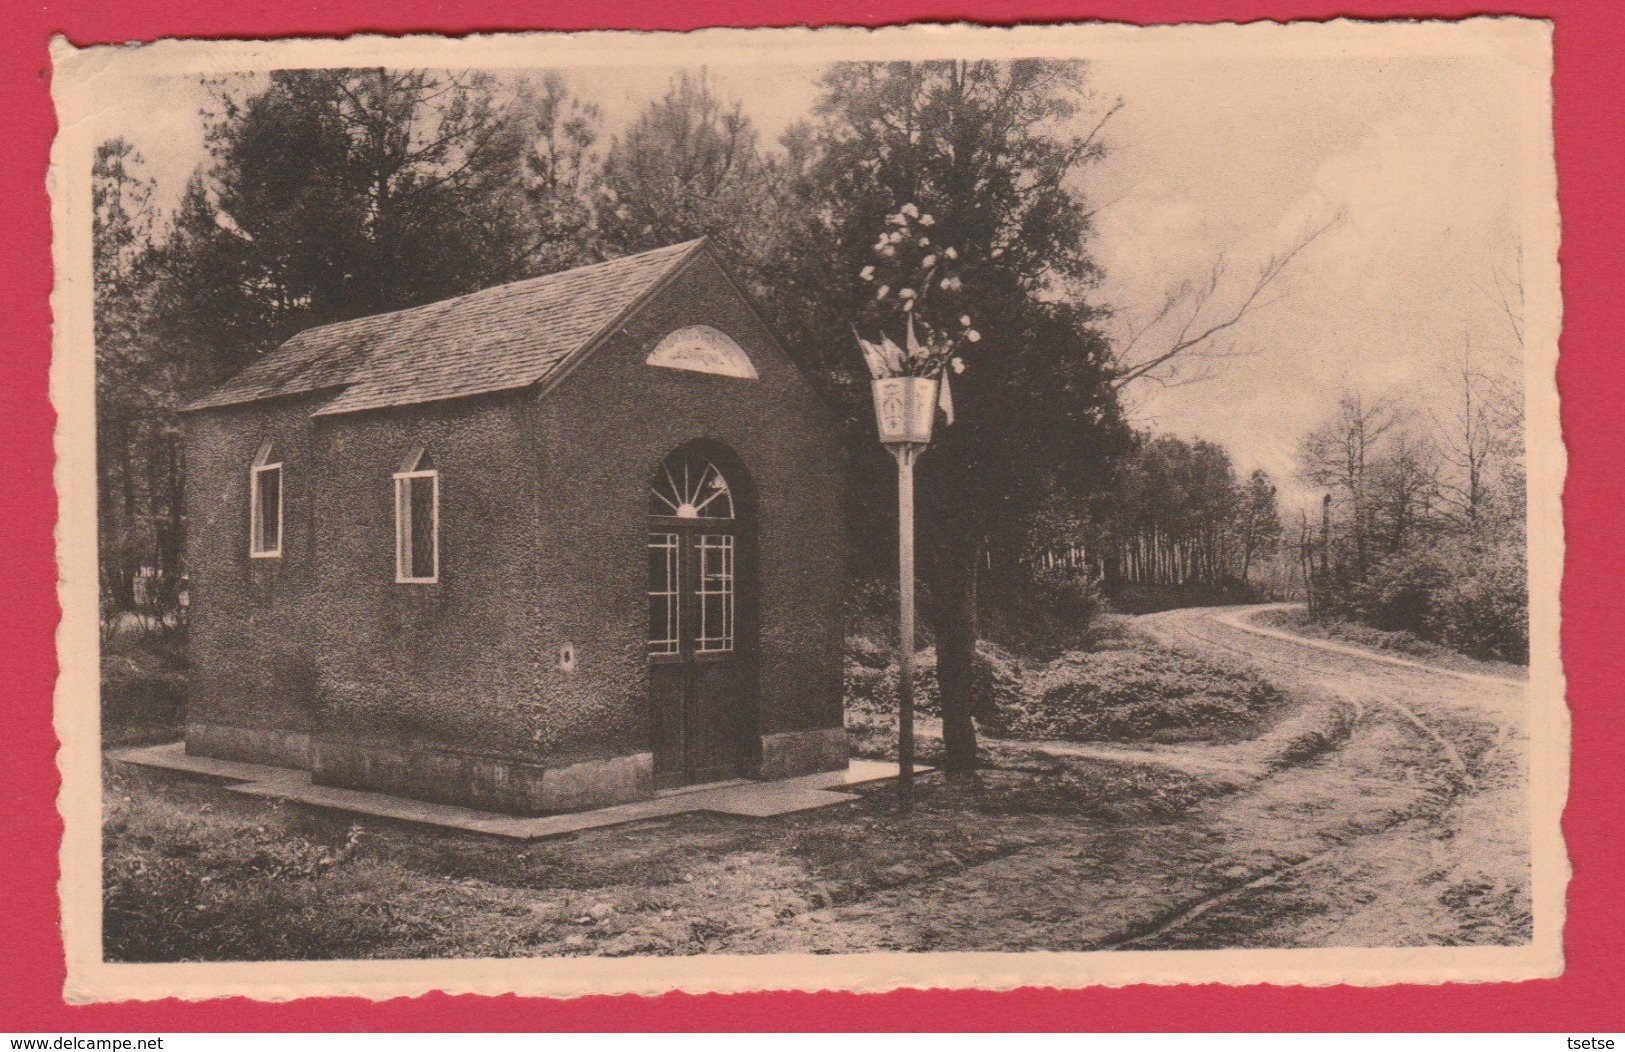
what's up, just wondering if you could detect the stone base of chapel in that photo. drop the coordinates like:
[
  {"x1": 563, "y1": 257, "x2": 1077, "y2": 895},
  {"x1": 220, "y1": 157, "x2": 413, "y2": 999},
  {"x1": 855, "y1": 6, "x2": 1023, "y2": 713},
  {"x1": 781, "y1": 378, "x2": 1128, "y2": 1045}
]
[
  {"x1": 755, "y1": 726, "x2": 849, "y2": 781},
  {"x1": 184, "y1": 722, "x2": 851, "y2": 818},
  {"x1": 186, "y1": 721, "x2": 311, "y2": 770}
]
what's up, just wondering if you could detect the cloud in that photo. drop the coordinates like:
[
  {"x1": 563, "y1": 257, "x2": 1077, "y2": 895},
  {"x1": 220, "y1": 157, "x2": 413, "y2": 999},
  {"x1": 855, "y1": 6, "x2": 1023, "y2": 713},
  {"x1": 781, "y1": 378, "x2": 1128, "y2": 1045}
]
[
  {"x1": 1091, "y1": 50, "x2": 1530, "y2": 505},
  {"x1": 1092, "y1": 191, "x2": 1213, "y2": 305}
]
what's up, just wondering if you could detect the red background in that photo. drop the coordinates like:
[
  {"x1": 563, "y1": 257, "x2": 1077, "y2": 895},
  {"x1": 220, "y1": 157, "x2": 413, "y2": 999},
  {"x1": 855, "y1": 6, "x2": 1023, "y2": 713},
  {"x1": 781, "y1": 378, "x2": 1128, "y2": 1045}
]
[{"x1": 3, "y1": 0, "x2": 1620, "y2": 1032}]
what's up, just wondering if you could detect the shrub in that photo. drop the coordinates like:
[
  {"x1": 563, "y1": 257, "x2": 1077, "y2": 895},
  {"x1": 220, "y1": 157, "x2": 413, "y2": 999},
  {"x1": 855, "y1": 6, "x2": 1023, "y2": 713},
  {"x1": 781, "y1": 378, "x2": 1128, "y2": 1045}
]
[
  {"x1": 844, "y1": 624, "x2": 1285, "y2": 746},
  {"x1": 1010, "y1": 643, "x2": 1282, "y2": 744},
  {"x1": 916, "y1": 639, "x2": 1027, "y2": 729},
  {"x1": 1338, "y1": 550, "x2": 1451, "y2": 634},
  {"x1": 846, "y1": 632, "x2": 893, "y2": 671},
  {"x1": 1324, "y1": 536, "x2": 1528, "y2": 664},
  {"x1": 981, "y1": 563, "x2": 1105, "y2": 658},
  {"x1": 846, "y1": 638, "x2": 1026, "y2": 730},
  {"x1": 1431, "y1": 541, "x2": 1528, "y2": 662},
  {"x1": 101, "y1": 633, "x2": 188, "y2": 744}
]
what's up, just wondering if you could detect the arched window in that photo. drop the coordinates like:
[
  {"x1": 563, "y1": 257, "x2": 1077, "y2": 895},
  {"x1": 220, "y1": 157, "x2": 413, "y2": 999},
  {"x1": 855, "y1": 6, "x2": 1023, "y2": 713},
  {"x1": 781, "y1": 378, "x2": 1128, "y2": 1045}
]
[
  {"x1": 250, "y1": 440, "x2": 282, "y2": 558},
  {"x1": 649, "y1": 450, "x2": 737, "y2": 657},
  {"x1": 394, "y1": 448, "x2": 438, "y2": 583},
  {"x1": 646, "y1": 325, "x2": 758, "y2": 379},
  {"x1": 649, "y1": 452, "x2": 735, "y2": 520}
]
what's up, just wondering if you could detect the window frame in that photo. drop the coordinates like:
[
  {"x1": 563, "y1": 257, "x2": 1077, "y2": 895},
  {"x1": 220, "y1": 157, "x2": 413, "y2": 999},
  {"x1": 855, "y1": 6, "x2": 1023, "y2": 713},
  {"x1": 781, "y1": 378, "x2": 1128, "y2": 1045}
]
[
  {"x1": 694, "y1": 532, "x2": 735, "y2": 654},
  {"x1": 393, "y1": 467, "x2": 440, "y2": 584},
  {"x1": 249, "y1": 458, "x2": 283, "y2": 559},
  {"x1": 647, "y1": 531, "x2": 683, "y2": 658}
]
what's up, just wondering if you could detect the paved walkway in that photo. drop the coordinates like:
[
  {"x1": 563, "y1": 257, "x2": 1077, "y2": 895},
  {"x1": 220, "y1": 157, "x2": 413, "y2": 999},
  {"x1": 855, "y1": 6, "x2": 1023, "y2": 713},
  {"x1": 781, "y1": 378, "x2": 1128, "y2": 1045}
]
[{"x1": 111, "y1": 742, "x2": 923, "y2": 840}]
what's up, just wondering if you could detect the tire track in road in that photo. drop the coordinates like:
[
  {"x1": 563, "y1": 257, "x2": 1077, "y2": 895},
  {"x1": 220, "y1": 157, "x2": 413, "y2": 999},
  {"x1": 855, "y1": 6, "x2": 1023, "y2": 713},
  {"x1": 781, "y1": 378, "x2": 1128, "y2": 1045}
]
[
  {"x1": 1104, "y1": 604, "x2": 1525, "y2": 949},
  {"x1": 1140, "y1": 605, "x2": 1476, "y2": 783}
]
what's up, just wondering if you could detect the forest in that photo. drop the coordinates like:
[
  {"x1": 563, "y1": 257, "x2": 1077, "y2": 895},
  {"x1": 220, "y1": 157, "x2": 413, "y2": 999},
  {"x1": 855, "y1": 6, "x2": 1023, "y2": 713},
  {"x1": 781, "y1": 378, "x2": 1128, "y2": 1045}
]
[
  {"x1": 1291, "y1": 352, "x2": 1528, "y2": 662},
  {"x1": 93, "y1": 62, "x2": 1519, "y2": 775}
]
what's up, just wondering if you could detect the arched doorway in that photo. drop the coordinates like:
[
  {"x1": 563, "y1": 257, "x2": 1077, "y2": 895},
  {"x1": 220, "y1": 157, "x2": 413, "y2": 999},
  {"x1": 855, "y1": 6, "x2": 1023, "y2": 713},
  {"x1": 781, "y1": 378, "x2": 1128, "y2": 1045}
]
[{"x1": 647, "y1": 443, "x2": 757, "y2": 787}]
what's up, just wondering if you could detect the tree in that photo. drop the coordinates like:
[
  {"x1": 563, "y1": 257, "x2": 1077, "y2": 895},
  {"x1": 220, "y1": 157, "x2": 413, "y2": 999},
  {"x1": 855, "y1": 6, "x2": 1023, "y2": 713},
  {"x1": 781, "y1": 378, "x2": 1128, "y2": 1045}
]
[
  {"x1": 779, "y1": 60, "x2": 1130, "y2": 773},
  {"x1": 1235, "y1": 468, "x2": 1283, "y2": 585},
  {"x1": 595, "y1": 71, "x2": 781, "y2": 276},
  {"x1": 1111, "y1": 214, "x2": 1342, "y2": 389},
  {"x1": 95, "y1": 137, "x2": 211, "y2": 632},
  {"x1": 94, "y1": 138, "x2": 162, "y2": 617},
  {"x1": 512, "y1": 72, "x2": 605, "y2": 272},
  {"x1": 1368, "y1": 423, "x2": 1440, "y2": 555},
  {"x1": 1096, "y1": 434, "x2": 1263, "y2": 593},
  {"x1": 1431, "y1": 335, "x2": 1497, "y2": 531},
  {"x1": 1299, "y1": 389, "x2": 1396, "y2": 575},
  {"x1": 161, "y1": 68, "x2": 535, "y2": 376}
]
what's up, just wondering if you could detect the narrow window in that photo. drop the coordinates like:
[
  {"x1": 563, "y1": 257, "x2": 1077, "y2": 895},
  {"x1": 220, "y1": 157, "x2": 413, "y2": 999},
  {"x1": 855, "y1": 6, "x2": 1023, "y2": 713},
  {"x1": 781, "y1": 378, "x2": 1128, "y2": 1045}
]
[
  {"x1": 394, "y1": 449, "x2": 438, "y2": 583},
  {"x1": 647, "y1": 532, "x2": 681, "y2": 656},
  {"x1": 695, "y1": 533, "x2": 734, "y2": 653},
  {"x1": 250, "y1": 441, "x2": 282, "y2": 558}
]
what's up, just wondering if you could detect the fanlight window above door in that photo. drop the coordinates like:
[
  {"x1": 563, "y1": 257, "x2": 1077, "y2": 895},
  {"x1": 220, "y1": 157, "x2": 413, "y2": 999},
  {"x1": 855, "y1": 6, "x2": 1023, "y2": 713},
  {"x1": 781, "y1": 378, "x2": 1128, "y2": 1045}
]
[
  {"x1": 650, "y1": 452, "x2": 734, "y2": 520},
  {"x1": 646, "y1": 325, "x2": 758, "y2": 379}
]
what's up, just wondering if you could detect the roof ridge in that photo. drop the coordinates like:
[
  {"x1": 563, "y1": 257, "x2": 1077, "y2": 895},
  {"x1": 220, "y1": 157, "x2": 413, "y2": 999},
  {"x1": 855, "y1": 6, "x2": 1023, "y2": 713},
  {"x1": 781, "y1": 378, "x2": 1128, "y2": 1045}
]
[{"x1": 287, "y1": 238, "x2": 709, "y2": 348}]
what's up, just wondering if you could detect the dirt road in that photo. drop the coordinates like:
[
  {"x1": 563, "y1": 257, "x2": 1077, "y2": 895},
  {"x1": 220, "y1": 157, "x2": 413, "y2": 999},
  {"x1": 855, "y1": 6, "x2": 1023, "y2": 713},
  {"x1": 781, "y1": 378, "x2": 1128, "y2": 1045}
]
[
  {"x1": 748, "y1": 603, "x2": 1533, "y2": 952},
  {"x1": 1127, "y1": 604, "x2": 1531, "y2": 948}
]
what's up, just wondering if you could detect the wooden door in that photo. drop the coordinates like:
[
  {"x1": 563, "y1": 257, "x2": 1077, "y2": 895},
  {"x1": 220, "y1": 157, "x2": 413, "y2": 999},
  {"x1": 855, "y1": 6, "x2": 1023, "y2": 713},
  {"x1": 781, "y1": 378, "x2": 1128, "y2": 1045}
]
[{"x1": 648, "y1": 451, "x2": 750, "y2": 788}]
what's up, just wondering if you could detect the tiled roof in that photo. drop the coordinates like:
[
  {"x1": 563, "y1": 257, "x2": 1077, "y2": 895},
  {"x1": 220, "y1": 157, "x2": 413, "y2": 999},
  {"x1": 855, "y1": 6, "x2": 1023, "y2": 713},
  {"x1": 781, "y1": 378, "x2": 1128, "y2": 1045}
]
[{"x1": 183, "y1": 240, "x2": 708, "y2": 416}]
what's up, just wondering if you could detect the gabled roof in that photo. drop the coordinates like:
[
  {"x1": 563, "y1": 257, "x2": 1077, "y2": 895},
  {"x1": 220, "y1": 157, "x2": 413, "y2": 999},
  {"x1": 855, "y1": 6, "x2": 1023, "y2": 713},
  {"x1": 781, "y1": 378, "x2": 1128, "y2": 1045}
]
[{"x1": 183, "y1": 239, "x2": 709, "y2": 416}]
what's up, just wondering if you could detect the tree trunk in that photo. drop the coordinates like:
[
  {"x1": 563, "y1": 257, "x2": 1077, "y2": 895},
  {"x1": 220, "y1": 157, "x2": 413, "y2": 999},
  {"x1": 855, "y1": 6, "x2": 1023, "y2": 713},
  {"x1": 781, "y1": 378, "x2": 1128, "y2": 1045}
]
[{"x1": 923, "y1": 534, "x2": 979, "y2": 775}]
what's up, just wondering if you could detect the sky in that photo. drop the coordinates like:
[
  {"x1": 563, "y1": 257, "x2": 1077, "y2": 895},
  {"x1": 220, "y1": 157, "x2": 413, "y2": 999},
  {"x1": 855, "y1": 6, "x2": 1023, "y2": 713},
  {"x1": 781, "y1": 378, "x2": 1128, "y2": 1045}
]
[{"x1": 93, "y1": 28, "x2": 1545, "y2": 512}]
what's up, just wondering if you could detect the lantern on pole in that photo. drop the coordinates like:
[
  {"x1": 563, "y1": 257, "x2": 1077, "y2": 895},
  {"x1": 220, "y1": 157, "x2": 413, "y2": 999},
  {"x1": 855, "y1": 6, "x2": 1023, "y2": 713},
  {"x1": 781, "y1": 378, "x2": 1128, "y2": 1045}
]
[
  {"x1": 871, "y1": 375, "x2": 939, "y2": 802},
  {"x1": 852, "y1": 201, "x2": 977, "y2": 805}
]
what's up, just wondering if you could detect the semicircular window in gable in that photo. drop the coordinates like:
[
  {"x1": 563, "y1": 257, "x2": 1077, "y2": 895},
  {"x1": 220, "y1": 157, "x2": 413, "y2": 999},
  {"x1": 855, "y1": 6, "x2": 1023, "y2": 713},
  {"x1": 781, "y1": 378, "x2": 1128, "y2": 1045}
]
[{"x1": 646, "y1": 325, "x2": 759, "y2": 380}]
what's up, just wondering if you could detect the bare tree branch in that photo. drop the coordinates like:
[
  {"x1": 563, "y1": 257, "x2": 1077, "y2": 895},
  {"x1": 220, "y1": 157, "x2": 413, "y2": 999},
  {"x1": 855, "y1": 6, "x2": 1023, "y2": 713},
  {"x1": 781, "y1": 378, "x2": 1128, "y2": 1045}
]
[{"x1": 1111, "y1": 211, "x2": 1343, "y2": 390}]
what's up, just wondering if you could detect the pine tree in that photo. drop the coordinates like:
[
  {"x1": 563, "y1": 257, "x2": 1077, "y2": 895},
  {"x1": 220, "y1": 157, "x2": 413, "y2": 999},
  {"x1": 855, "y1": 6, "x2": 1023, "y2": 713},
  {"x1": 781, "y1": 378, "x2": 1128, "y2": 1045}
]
[{"x1": 159, "y1": 68, "x2": 535, "y2": 377}]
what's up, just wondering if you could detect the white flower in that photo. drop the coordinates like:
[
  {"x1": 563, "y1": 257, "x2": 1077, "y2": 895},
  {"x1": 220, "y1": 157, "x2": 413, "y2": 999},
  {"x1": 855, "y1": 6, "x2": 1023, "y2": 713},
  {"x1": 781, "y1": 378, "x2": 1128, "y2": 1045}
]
[
  {"x1": 991, "y1": 247, "x2": 1005, "y2": 258},
  {"x1": 901, "y1": 203, "x2": 920, "y2": 218},
  {"x1": 880, "y1": 245, "x2": 897, "y2": 258},
  {"x1": 887, "y1": 213, "x2": 905, "y2": 225},
  {"x1": 899, "y1": 288, "x2": 916, "y2": 299},
  {"x1": 922, "y1": 254, "x2": 937, "y2": 268},
  {"x1": 920, "y1": 214, "x2": 935, "y2": 226},
  {"x1": 903, "y1": 299, "x2": 915, "y2": 311},
  {"x1": 966, "y1": 329, "x2": 982, "y2": 343},
  {"x1": 951, "y1": 357, "x2": 966, "y2": 374},
  {"x1": 944, "y1": 247, "x2": 958, "y2": 260},
  {"x1": 918, "y1": 237, "x2": 930, "y2": 247},
  {"x1": 877, "y1": 285, "x2": 890, "y2": 299},
  {"x1": 960, "y1": 315, "x2": 972, "y2": 327},
  {"x1": 859, "y1": 265, "x2": 875, "y2": 281}
]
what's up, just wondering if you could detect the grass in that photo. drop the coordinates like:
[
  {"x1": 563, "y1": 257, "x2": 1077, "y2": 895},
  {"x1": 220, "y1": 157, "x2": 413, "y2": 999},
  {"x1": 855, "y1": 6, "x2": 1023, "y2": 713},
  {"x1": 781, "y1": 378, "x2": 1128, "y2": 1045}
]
[
  {"x1": 102, "y1": 744, "x2": 1233, "y2": 961},
  {"x1": 1253, "y1": 607, "x2": 1528, "y2": 680}
]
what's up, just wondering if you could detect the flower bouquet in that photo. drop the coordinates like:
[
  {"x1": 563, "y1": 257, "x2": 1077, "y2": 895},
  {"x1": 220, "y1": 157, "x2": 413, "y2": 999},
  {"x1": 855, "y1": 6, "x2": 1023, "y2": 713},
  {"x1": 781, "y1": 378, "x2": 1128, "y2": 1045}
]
[{"x1": 853, "y1": 204, "x2": 979, "y2": 445}]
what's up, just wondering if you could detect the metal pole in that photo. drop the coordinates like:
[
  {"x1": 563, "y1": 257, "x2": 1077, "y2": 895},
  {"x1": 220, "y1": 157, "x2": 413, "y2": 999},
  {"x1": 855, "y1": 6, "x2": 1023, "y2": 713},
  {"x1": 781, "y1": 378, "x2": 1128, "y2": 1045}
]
[{"x1": 895, "y1": 444, "x2": 916, "y2": 803}]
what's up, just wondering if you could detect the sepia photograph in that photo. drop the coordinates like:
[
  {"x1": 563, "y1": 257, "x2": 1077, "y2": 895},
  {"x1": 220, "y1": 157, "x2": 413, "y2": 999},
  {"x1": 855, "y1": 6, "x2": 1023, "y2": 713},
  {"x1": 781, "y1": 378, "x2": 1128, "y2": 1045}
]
[{"x1": 49, "y1": 18, "x2": 1565, "y2": 1001}]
